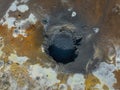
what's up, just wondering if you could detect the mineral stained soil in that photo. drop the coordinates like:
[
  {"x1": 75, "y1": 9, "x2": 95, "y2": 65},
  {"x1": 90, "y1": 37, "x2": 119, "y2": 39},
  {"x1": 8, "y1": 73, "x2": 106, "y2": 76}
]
[{"x1": 0, "y1": 0, "x2": 120, "y2": 90}]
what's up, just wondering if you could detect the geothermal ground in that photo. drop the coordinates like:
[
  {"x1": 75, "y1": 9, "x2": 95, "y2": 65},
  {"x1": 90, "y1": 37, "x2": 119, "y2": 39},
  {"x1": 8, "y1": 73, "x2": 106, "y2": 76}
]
[{"x1": 0, "y1": 0, "x2": 120, "y2": 90}]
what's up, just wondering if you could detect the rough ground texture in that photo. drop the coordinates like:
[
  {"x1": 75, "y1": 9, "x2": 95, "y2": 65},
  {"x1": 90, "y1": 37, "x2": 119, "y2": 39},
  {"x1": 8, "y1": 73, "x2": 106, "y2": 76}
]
[{"x1": 0, "y1": 0, "x2": 120, "y2": 90}]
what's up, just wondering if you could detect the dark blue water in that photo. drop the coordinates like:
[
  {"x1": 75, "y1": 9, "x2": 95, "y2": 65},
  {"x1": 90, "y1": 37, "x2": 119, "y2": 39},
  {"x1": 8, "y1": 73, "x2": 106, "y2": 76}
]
[{"x1": 48, "y1": 45, "x2": 77, "y2": 64}]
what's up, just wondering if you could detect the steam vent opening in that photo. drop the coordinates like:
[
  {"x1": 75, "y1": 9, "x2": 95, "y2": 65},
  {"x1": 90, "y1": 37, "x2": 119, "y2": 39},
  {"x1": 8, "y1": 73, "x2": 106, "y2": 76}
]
[
  {"x1": 44, "y1": 29, "x2": 82, "y2": 64},
  {"x1": 48, "y1": 34, "x2": 77, "y2": 64}
]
